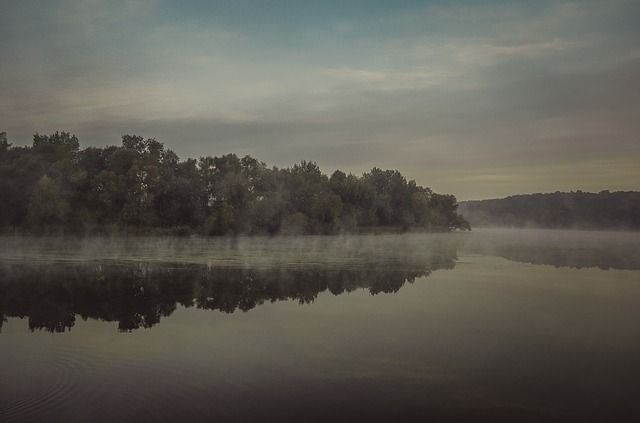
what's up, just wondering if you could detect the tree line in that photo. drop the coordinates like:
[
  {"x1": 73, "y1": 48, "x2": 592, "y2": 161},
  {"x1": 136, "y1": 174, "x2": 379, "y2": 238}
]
[
  {"x1": 0, "y1": 131, "x2": 469, "y2": 235},
  {"x1": 459, "y1": 191, "x2": 640, "y2": 230}
]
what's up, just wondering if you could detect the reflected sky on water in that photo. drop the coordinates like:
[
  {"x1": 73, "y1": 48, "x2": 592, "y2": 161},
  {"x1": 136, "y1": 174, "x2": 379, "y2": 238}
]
[{"x1": 1, "y1": 230, "x2": 639, "y2": 422}]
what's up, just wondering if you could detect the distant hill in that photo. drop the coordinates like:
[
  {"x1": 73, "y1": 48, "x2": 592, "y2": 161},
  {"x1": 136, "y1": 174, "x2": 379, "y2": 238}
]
[{"x1": 459, "y1": 191, "x2": 640, "y2": 229}]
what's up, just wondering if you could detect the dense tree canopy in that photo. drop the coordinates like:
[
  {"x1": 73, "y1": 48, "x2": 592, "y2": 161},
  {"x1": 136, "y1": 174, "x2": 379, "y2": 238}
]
[{"x1": 0, "y1": 131, "x2": 469, "y2": 234}]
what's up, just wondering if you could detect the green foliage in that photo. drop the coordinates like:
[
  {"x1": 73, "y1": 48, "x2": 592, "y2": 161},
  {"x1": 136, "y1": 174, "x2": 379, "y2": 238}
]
[
  {"x1": 0, "y1": 132, "x2": 10, "y2": 153},
  {"x1": 0, "y1": 131, "x2": 470, "y2": 234},
  {"x1": 27, "y1": 175, "x2": 69, "y2": 227}
]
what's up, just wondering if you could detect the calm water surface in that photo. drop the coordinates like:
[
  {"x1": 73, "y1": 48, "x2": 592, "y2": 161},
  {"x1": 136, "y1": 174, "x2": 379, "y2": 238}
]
[{"x1": 1, "y1": 229, "x2": 639, "y2": 422}]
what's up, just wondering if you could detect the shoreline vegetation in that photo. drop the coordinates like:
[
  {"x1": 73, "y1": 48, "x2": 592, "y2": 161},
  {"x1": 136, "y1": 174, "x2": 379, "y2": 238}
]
[
  {"x1": 460, "y1": 191, "x2": 640, "y2": 230},
  {"x1": 0, "y1": 131, "x2": 470, "y2": 236}
]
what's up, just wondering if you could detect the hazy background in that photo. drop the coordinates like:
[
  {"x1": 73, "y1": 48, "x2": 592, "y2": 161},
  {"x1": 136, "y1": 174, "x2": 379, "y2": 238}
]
[{"x1": 2, "y1": 0, "x2": 639, "y2": 199}]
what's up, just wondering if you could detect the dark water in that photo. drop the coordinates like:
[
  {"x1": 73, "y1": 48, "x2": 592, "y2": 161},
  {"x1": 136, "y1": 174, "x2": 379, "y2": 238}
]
[{"x1": 1, "y1": 230, "x2": 639, "y2": 422}]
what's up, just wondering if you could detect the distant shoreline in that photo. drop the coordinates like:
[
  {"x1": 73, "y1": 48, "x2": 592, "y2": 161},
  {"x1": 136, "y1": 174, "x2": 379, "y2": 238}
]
[
  {"x1": 459, "y1": 191, "x2": 640, "y2": 231},
  {"x1": 0, "y1": 224, "x2": 466, "y2": 238}
]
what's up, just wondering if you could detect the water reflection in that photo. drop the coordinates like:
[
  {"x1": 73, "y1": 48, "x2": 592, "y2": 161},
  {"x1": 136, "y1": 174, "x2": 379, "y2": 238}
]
[
  {"x1": 463, "y1": 229, "x2": 640, "y2": 270},
  {"x1": 0, "y1": 249, "x2": 457, "y2": 333},
  {"x1": 2, "y1": 231, "x2": 640, "y2": 422},
  {"x1": 3, "y1": 230, "x2": 639, "y2": 334}
]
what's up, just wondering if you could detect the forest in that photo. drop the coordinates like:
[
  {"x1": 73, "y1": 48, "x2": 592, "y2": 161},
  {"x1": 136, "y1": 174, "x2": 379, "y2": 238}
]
[
  {"x1": 459, "y1": 191, "x2": 640, "y2": 230},
  {"x1": 0, "y1": 131, "x2": 470, "y2": 235}
]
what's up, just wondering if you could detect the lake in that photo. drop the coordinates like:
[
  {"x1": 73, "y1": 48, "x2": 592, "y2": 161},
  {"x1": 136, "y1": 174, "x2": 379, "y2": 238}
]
[{"x1": 1, "y1": 229, "x2": 639, "y2": 422}]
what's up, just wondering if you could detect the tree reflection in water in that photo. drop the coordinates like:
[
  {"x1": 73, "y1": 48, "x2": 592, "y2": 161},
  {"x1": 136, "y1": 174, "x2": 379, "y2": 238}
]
[{"x1": 0, "y1": 247, "x2": 458, "y2": 333}]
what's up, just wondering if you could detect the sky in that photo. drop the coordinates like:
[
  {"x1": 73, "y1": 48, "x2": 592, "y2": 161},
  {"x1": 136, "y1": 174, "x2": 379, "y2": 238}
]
[{"x1": 1, "y1": 0, "x2": 639, "y2": 200}]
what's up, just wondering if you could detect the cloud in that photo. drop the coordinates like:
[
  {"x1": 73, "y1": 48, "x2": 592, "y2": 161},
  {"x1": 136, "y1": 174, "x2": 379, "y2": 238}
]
[{"x1": 1, "y1": 0, "x2": 639, "y2": 199}]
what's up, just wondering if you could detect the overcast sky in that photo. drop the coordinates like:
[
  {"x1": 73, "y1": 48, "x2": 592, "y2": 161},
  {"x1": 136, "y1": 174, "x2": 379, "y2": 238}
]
[{"x1": 2, "y1": 0, "x2": 639, "y2": 199}]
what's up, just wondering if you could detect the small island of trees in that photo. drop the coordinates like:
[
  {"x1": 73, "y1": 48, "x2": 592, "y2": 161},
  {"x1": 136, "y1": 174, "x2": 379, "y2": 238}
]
[{"x1": 0, "y1": 131, "x2": 469, "y2": 235}]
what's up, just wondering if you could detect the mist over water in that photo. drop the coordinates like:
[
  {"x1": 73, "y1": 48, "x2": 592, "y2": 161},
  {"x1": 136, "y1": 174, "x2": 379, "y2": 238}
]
[
  {"x1": 462, "y1": 228, "x2": 640, "y2": 270},
  {"x1": 0, "y1": 233, "x2": 466, "y2": 268},
  {"x1": 1, "y1": 229, "x2": 640, "y2": 422},
  {"x1": 3, "y1": 0, "x2": 639, "y2": 420}
]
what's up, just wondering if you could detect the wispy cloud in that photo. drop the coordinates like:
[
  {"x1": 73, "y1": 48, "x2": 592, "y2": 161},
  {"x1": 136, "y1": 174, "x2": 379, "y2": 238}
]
[{"x1": 1, "y1": 0, "x2": 639, "y2": 199}]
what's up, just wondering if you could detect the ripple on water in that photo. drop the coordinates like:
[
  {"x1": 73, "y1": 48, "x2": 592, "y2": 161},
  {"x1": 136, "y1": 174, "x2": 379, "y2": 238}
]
[
  {"x1": 0, "y1": 342, "x2": 111, "y2": 422},
  {"x1": 0, "y1": 331, "x2": 241, "y2": 422}
]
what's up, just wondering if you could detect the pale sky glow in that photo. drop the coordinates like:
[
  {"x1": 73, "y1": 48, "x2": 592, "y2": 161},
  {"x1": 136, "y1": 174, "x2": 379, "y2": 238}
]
[{"x1": 1, "y1": 0, "x2": 639, "y2": 199}]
